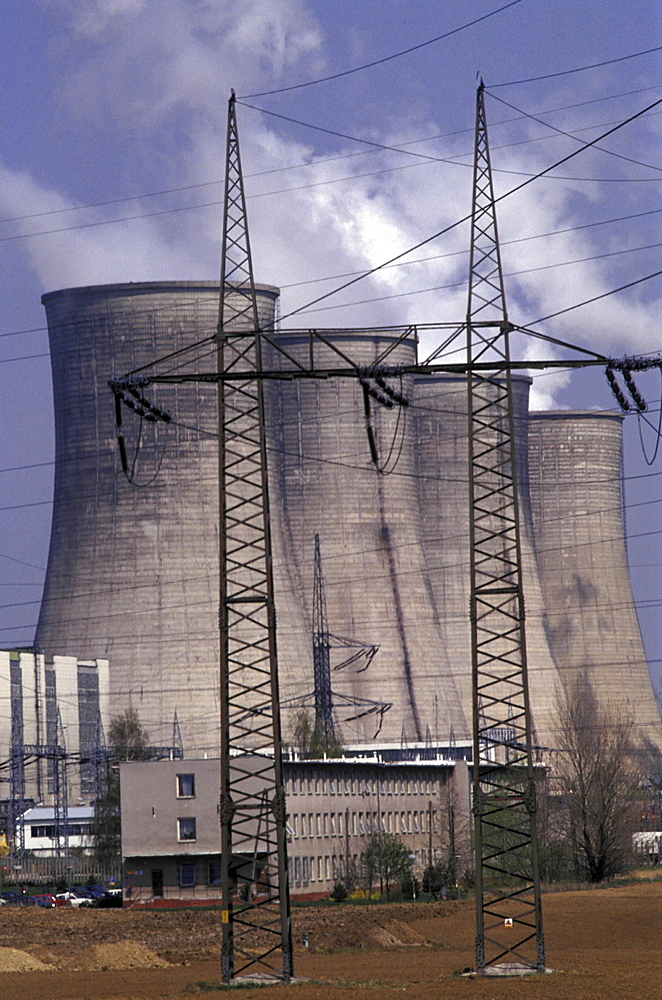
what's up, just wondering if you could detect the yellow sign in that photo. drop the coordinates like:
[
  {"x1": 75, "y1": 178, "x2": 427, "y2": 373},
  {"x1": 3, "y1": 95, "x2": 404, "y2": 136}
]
[{"x1": 221, "y1": 910, "x2": 229, "y2": 923}]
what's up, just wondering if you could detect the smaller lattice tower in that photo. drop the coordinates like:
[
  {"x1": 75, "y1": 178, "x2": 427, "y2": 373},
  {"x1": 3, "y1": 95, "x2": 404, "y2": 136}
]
[{"x1": 312, "y1": 534, "x2": 335, "y2": 745}]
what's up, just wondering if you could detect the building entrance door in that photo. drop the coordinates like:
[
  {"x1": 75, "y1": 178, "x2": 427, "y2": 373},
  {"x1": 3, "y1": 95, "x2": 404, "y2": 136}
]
[{"x1": 151, "y1": 869, "x2": 164, "y2": 897}]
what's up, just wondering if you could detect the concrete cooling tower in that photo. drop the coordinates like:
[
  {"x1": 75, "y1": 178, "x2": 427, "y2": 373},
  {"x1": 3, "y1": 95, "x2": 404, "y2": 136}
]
[
  {"x1": 528, "y1": 411, "x2": 662, "y2": 747},
  {"x1": 264, "y1": 331, "x2": 468, "y2": 744},
  {"x1": 36, "y1": 282, "x2": 276, "y2": 757},
  {"x1": 412, "y1": 374, "x2": 565, "y2": 747},
  {"x1": 34, "y1": 282, "x2": 661, "y2": 757}
]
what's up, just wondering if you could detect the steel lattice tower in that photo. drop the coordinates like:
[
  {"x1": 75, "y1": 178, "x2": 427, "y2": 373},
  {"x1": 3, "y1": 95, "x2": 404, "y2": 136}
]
[
  {"x1": 217, "y1": 92, "x2": 293, "y2": 984},
  {"x1": 466, "y1": 81, "x2": 545, "y2": 973},
  {"x1": 312, "y1": 533, "x2": 335, "y2": 744}
]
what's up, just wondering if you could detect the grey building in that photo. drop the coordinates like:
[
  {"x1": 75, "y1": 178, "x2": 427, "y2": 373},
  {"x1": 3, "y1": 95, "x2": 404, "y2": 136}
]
[{"x1": 119, "y1": 756, "x2": 471, "y2": 904}]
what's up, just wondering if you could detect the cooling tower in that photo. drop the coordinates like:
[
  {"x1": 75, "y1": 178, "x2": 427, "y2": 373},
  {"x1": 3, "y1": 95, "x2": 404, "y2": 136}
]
[
  {"x1": 264, "y1": 331, "x2": 469, "y2": 745},
  {"x1": 36, "y1": 282, "x2": 277, "y2": 756},
  {"x1": 412, "y1": 374, "x2": 565, "y2": 747},
  {"x1": 35, "y1": 282, "x2": 660, "y2": 759},
  {"x1": 528, "y1": 411, "x2": 661, "y2": 747}
]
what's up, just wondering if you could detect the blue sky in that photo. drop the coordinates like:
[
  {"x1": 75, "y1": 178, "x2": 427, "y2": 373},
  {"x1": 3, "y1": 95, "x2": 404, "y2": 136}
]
[{"x1": 0, "y1": 1, "x2": 661, "y2": 694}]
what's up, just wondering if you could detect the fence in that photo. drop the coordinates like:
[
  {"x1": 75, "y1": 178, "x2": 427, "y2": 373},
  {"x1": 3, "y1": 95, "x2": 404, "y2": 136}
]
[{"x1": 1, "y1": 855, "x2": 120, "y2": 886}]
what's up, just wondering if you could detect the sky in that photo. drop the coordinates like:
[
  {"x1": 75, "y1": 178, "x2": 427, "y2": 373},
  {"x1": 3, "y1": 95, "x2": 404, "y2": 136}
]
[{"x1": 0, "y1": 0, "x2": 661, "y2": 693}]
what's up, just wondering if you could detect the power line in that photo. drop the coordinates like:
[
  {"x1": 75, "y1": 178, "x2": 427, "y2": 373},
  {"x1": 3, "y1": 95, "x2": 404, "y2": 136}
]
[
  {"x1": 488, "y1": 91, "x2": 662, "y2": 176},
  {"x1": 490, "y1": 44, "x2": 662, "y2": 88},
  {"x1": 271, "y1": 93, "x2": 662, "y2": 326},
  {"x1": 2, "y1": 85, "x2": 658, "y2": 233},
  {"x1": 2, "y1": 204, "x2": 660, "y2": 346},
  {"x1": 237, "y1": 1, "x2": 526, "y2": 98},
  {"x1": 531, "y1": 268, "x2": 662, "y2": 325}
]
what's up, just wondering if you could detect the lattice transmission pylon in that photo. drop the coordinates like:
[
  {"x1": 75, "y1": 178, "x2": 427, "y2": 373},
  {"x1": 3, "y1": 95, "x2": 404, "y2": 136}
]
[
  {"x1": 217, "y1": 92, "x2": 293, "y2": 984},
  {"x1": 466, "y1": 81, "x2": 545, "y2": 974}
]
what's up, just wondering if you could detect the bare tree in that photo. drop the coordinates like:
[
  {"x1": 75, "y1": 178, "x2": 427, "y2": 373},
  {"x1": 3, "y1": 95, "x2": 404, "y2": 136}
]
[{"x1": 554, "y1": 676, "x2": 639, "y2": 882}]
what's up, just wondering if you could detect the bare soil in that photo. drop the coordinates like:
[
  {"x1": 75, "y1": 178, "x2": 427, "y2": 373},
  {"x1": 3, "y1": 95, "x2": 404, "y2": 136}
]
[{"x1": 0, "y1": 878, "x2": 660, "y2": 998}]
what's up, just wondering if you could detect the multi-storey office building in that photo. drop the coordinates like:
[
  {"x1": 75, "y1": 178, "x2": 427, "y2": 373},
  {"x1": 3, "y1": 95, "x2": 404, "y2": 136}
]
[{"x1": 120, "y1": 756, "x2": 471, "y2": 905}]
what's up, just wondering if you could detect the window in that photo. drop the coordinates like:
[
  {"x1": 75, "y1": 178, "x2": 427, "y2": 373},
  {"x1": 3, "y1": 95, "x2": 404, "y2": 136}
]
[
  {"x1": 177, "y1": 774, "x2": 195, "y2": 798},
  {"x1": 32, "y1": 825, "x2": 52, "y2": 838},
  {"x1": 208, "y1": 861, "x2": 221, "y2": 885},
  {"x1": 178, "y1": 817, "x2": 196, "y2": 842},
  {"x1": 180, "y1": 862, "x2": 196, "y2": 887}
]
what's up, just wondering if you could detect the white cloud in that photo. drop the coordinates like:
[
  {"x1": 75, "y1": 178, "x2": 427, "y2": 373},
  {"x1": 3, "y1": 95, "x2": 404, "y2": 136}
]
[
  {"x1": 6, "y1": 3, "x2": 659, "y2": 399},
  {"x1": 40, "y1": 0, "x2": 324, "y2": 127}
]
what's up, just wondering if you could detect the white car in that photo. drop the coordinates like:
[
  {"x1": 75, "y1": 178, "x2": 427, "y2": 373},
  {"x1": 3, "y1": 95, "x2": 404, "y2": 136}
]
[{"x1": 55, "y1": 890, "x2": 95, "y2": 908}]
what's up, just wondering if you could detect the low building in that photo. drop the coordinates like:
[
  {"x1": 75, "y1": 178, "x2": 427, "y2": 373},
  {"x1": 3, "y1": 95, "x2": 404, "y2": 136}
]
[
  {"x1": 119, "y1": 754, "x2": 471, "y2": 906},
  {"x1": 18, "y1": 805, "x2": 95, "y2": 856}
]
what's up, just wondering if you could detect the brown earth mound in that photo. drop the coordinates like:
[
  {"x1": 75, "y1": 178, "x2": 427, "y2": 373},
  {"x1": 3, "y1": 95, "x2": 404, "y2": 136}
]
[
  {"x1": 61, "y1": 940, "x2": 170, "y2": 972},
  {"x1": 0, "y1": 946, "x2": 53, "y2": 972}
]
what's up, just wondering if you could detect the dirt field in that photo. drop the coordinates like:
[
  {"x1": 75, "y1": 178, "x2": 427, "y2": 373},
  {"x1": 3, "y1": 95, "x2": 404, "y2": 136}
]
[{"x1": 0, "y1": 878, "x2": 660, "y2": 999}]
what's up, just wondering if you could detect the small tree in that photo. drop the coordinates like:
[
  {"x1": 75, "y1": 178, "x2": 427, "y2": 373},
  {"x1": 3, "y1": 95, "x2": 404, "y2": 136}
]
[
  {"x1": 94, "y1": 709, "x2": 150, "y2": 870},
  {"x1": 422, "y1": 860, "x2": 450, "y2": 898},
  {"x1": 361, "y1": 833, "x2": 413, "y2": 900},
  {"x1": 291, "y1": 709, "x2": 344, "y2": 759},
  {"x1": 554, "y1": 676, "x2": 639, "y2": 883}
]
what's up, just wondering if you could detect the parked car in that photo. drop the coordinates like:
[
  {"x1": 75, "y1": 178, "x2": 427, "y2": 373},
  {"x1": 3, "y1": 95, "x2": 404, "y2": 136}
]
[
  {"x1": 97, "y1": 888, "x2": 123, "y2": 908},
  {"x1": 81, "y1": 884, "x2": 106, "y2": 899},
  {"x1": 31, "y1": 894, "x2": 58, "y2": 908},
  {"x1": 55, "y1": 890, "x2": 95, "y2": 908},
  {"x1": 0, "y1": 891, "x2": 21, "y2": 904}
]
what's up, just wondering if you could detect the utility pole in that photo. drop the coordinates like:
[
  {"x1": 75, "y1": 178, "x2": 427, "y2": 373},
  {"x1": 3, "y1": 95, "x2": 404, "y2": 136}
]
[
  {"x1": 466, "y1": 81, "x2": 545, "y2": 974},
  {"x1": 217, "y1": 91, "x2": 292, "y2": 984}
]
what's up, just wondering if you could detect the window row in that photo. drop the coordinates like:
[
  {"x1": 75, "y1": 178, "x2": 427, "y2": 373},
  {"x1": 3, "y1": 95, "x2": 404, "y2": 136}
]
[
  {"x1": 287, "y1": 808, "x2": 436, "y2": 839},
  {"x1": 30, "y1": 823, "x2": 94, "y2": 839},
  {"x1": 286, "y1": 771, "x2": 440, "y2": 797},
  {"x1": 288, "y1": 853, "x2": 360, "y2": 888},
  {"x1": 287, "y1": 848, "x2": 437, "y2": 889}
]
